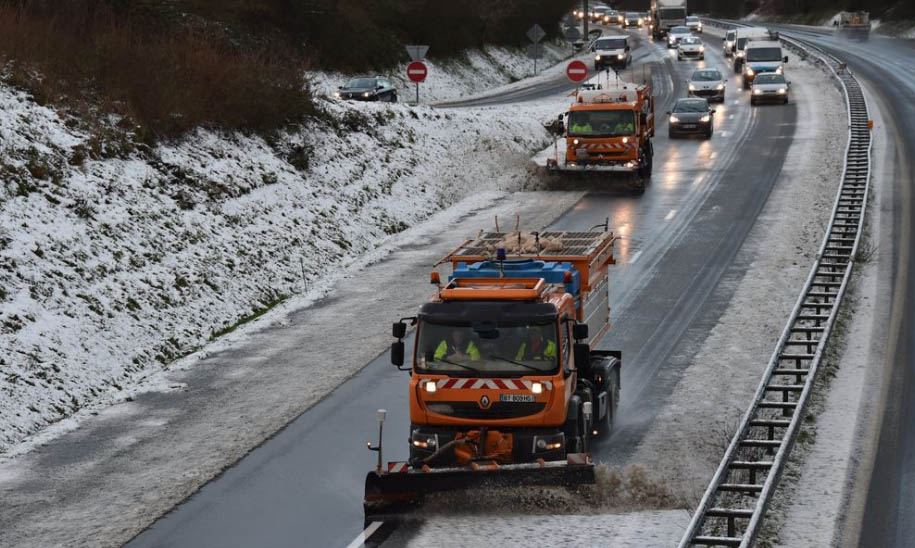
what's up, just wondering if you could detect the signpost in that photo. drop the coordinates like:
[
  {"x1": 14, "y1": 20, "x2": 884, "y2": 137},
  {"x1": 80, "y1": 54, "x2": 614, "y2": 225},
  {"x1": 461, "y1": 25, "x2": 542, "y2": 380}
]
[
  {"x1": 407, "y1": 60, "x2": 428, "y2": 103},
  {"x1": 405, "y1": 45, "x2": 429, "y2": 104},
  {"x1": 526, "y1": 24, "x2": 546, "y2": 75}
]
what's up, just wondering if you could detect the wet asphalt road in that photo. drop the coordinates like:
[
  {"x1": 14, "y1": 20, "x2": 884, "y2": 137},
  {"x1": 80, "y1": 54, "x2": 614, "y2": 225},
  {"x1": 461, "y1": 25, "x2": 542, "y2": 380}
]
[
  {"x1": 125, "y1": 29, "x2": 798, "y2": 548},
  {"x1": 767, "y1": 26, "x2": 915, "y2": 548}
]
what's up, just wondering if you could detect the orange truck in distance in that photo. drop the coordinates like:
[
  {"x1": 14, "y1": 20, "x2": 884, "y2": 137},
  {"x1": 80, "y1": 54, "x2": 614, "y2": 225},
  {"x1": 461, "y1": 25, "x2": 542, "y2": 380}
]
[
  {"x1": 546, "y1": 83, "x2": 655, "y2": 193},
  {"x1": 364, "y1": 229, "x2": 622, "y2": 517}
]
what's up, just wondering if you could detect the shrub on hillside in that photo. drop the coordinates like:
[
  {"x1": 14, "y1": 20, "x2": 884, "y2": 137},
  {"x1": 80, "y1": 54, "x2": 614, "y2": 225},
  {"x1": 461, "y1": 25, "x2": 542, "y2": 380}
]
[{"x1": 0, "y1": 1, "x2": 314, "y2": 139}]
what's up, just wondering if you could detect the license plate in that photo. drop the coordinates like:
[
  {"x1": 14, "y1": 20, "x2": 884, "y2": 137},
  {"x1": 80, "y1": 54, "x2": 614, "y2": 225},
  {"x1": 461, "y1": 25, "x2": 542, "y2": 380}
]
[
  {"x1": 500, "y1": 394, "x2": 535, "y2": 403},
  {"x1": 682, "y1": 124, "x2": 696, "y2": 129},
  {"x1": 576, "y1": 149, "x2": 590, "y2": 160}
]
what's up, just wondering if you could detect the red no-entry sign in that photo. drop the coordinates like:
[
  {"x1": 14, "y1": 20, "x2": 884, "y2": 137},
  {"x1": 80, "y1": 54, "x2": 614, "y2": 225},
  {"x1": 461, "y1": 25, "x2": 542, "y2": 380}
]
[
  {"x1": 566, "y1": 60, "x2": 589, "y2": 83},
  {"x1": 407, "y1": 61, "x2": 428, "y2": 83}
]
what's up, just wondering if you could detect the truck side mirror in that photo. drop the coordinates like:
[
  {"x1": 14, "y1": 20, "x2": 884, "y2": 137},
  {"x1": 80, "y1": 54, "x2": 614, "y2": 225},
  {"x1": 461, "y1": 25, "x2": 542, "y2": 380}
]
[
  {"x1": 391, "y1": 341, "x2": 405, "y2": 367},
  {"x1": 573, "y1": 343, "x2": 590, "y2": 371},
  {"x1": 783, "y1": 55, "x2": 789, "y2": 63},
  {"x1": 572, "y1": 323, "x2": 589, "y2": 340},
  {"x1": 393, "y1": 321, "x2": 407, "y2": 339}
]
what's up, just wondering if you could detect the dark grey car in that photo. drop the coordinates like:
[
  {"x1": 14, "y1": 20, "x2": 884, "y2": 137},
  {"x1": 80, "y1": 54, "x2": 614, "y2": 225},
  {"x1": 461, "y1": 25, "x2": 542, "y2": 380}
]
[
  {"x1": 667, "y1": 98, "x2": 716, "y2": 139},
  {"x1": 334, "y1": 76, "x2": 397, "y2": 102}
]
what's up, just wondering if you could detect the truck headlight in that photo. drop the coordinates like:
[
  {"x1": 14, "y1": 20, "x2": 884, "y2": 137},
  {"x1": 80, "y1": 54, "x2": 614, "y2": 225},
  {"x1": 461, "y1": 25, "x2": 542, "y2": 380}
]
[
  {"x1": 411, "y1": 431, "x2": 438, "y2": 449},
  {"x1": 533, "y1": 433, "x2": 564, "y2": 453},
  {"x1": 737, "y1": 51, "x2": 746, "y2": 58},
  {"x1": 776, "y1": 65, "x2": 784, "y2": 74},
  {"x1": 595, "y1": 55, "x2": 601, "y2": 60},
  {"x1": 777, "y1": 88, "x2": 787, "y2": 94},
  {"x1": 573, "y1": 138, "x2": 580, "y2": 145},
  {"x1": 745, "y1": 67, "x2": 755, "y2": 76}
]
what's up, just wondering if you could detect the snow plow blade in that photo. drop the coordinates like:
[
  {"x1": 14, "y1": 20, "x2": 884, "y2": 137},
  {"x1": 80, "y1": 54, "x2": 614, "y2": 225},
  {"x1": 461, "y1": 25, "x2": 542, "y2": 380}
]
[{"x1": 364, "y1": 455, "x2": 594, "y2": 518}]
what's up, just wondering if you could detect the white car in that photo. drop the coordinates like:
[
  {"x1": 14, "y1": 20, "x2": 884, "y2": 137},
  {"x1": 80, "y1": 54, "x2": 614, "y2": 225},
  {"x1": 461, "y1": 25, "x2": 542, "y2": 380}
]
[
  {"x1": 667, "y1": 26, "x2": 692, "y2": 48},
  {"x1": 686, "y1": 16, "x2": 703, "y2": 33},
  {"x1": 723, "y1": 28, "x2": 737, "y2": 57},
  {"x1": 750, "y1": 72, "x2": 791, "y2": 105},
  {"x1": 688, "y1": 68, "x2": 726, "y2": 102},
  {"x1": 677, "y1": 36, "x2": 705, "y2": 60}
]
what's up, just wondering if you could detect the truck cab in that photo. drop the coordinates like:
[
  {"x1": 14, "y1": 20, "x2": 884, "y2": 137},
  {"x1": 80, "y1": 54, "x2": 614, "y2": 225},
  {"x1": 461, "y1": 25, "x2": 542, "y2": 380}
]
[
  {"x1": 650, "y1": 0, "x2": 687, "y2": 40},
  {"x1": 742, "y1": 40, "x2": 788, "y2": 89},
  {"x1": 395, "y1": 232, "x2": 621, "y2": 469},
  {"x1": 592, "y1": 35, "x2": 632, "y2": 70}
]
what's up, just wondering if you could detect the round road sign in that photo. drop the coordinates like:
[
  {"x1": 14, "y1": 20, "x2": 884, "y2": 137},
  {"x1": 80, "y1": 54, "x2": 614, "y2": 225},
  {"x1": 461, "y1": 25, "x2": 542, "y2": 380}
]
[
  {"x1": 566, "y1": 60, "x2": 589, "y2": 83},
  {"x1": 407, "y1": 61, "x2": 428, "y2": 83}
]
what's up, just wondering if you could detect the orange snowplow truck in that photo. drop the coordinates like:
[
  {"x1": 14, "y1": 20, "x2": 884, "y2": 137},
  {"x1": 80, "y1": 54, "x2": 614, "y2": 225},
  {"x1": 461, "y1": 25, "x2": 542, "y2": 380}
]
[
  {"x1": 546, "y1": 83, "x2": 655, "y2": 192},
  {"x1": 364, "y1": 230, "x2": 622, "y2": 516}
]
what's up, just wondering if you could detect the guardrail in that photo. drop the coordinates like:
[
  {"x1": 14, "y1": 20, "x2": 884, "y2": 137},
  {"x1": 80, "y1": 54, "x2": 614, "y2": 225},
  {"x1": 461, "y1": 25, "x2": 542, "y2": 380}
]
[{"x1": 679, "y1": 19, "x2": 872, "y2": 548}]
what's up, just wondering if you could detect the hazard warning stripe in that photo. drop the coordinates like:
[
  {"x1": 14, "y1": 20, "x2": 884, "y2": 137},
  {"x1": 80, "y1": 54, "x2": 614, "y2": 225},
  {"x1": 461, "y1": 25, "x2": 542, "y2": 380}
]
[
  {"x1": 387, "y1": 461, "x2": 409, "y2": 473},
  {"x1": 433, "y1": 378, "x2": 553, "y2": 390}
]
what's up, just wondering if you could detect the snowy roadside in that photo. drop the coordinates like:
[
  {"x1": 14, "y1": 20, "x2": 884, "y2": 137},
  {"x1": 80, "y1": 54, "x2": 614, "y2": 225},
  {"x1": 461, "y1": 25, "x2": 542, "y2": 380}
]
[
  {"x1": 763, "y1": 81, "x2": 894, "y2": 547},
  {"x1": 308, "y1": 41, "x2": 574, "y2": 105},
  {"x1": 0, "y1": 74, "x2": 573, "y2": 455}
]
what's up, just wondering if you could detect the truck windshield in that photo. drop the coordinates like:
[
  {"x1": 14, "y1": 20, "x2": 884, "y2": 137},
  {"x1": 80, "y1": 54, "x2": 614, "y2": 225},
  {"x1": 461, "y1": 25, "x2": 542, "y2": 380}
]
[
  {"x1": 659, "y1": 8, "x2": 686, "y2": 19},
  {"x1": 596, "y1": 39, "x2": 627, "y2": 50},
  {"x1": 417, "y1": 321, "x2": 559, "y2": 376},
  {"x1": 568, "y1": 110, "x2": 635, "y2": 137},
  {"x1": 747, "y1": 47, "x2": 783, "y2": 62}
]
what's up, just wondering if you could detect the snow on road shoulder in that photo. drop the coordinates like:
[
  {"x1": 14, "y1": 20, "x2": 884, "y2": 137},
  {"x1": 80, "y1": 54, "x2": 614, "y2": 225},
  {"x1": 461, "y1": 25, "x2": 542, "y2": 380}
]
[
  {"x1": 0, "y1": 84, "x2": 558, "y2": 454},
  {"x1": 621, "y1": 49, "x2": 847, "y2": 501}
]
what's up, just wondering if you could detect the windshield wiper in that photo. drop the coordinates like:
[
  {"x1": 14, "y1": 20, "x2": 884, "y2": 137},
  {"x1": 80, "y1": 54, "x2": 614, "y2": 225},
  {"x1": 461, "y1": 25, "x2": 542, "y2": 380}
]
[
  {"x1": 435, "y1": 357, "x2": 482, "y2": 375},
  {"x1": 490, "y1": 355, "x2": 546, "y2": 372}
]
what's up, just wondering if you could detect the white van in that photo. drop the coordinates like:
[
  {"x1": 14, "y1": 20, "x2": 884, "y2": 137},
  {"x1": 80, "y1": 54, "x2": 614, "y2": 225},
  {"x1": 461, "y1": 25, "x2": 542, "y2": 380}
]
[
  {"x1": 742, "y1": 40, "x2": 788, "y2": 88},
  {"x1": 592, "y1": 35, "x2": 632, "y2": 70},
  {"x1": 733, "y1": 27, "x2": 772, "y2": 71}
]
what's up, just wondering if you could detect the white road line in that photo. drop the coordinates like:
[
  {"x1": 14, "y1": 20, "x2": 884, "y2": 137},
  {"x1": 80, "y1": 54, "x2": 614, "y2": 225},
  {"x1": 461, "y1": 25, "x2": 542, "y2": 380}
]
[
  {"x1": 665, "y1": 209, "x2": 677, "y2": 221},
  {"x1": 629, "y1": 250, "x2": 643, "y2": 264},
  {"x1": 693, "y1": 174, "x2": 706, "y2": 185},
  {"x1": 346, "y1": 521, "x2": 383, "y2": 548}
]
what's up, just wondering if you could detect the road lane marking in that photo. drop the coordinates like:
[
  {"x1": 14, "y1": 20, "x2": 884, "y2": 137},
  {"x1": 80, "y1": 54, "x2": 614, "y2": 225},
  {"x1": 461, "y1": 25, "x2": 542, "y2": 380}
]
[
  {"x1": 629, "y1": 250, "x2": 643, "y2": 264},
  {"x1": 346, "y1": 521, "x2": 384, "y2": 548},
  {"x1": 665, "y1": 209, "x2": 677, "y2": 221}
]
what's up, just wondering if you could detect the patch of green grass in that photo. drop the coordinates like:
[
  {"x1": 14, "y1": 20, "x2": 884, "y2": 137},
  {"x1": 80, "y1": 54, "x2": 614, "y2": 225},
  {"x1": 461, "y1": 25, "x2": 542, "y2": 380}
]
[{"x1": 210, "y1": 295, "x2": 286, "y2": 341}]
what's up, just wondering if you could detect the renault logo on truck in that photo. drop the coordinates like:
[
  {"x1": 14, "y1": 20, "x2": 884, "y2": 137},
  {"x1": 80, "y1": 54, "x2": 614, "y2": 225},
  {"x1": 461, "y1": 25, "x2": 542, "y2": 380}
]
[{"x1": 479, "y1": 395, "x2": 491, "y2": 408}]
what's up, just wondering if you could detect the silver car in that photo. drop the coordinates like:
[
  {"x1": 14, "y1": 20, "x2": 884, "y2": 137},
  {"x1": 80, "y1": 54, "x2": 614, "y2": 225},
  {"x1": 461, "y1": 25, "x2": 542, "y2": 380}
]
[
  {"x1": 688, "y1": 68, "x2": 726, "y2": 102},
  {"x1": 723, "y1": 28, "x2": 737, "y2": 57},
  {"x1": 667, "y1": 26, "x2": 692, "y2": 48},
  {"x1": 750, "y1": 72, "x2": 791, "y2": 105}
]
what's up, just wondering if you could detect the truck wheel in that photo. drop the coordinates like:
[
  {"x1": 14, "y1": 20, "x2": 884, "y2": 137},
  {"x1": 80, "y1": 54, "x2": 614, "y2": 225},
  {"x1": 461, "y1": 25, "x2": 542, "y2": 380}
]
[{"x1": 598, "y1": 370, "x2": 620, "y2": 438}]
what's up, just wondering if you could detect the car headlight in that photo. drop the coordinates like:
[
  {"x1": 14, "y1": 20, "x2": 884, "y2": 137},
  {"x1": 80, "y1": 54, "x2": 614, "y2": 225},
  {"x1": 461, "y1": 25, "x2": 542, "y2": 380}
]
[
  {"x1": 716, "y1": 83, "x2": 725, "y2": 90},
  {"x1": 700, "y1": 114, "x2": 711, "y2": 122},
  {"x1": 333, "y1": 91, "x2": 341, "y2": 98},
  {"x1": 753, "y1": 88, "x2": 763, "y2": 95},
  {"x1": 618, "y1": 53, "x2": 625, "y2": 59},
  {"x1": 595, "y1": 55, "x2": 602, "y2": 60},
  {"x1": 777, "y1": 88, "x2": 787, "y2": 94},
  {"x1": 737, "y1": 51, "x2": 746, "y2": 58},
  {"x1": 745, "y1": 67, "x2": 755, "y2": 76},
  {"x1": 688, "y1": 83, "x2": 697, "y2": 91},
  {"x1": 363, "y1": 91, "x2": 371, "y2": 97},
  {"x1": 670, "y1": 115, "x2": 680, "y2": 123},
  {"x1": 699, "y1": 46, "x2": 705, "y2": 52}
]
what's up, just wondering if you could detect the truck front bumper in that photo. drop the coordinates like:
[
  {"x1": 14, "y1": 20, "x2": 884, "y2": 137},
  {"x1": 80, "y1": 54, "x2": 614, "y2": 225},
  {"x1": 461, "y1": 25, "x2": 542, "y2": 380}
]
[{"x1": 409, "y1": 424, "x2": 566, "y2": 466}]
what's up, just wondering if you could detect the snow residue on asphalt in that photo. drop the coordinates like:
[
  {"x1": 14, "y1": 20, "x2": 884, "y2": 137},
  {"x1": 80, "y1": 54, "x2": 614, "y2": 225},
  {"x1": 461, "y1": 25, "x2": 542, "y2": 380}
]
[
  {"x1": 395, "y1": 510, "x2": 688, "y2": 547},
  {"x1": 309, "y1": 42, "x2": 573, "y2": 104},
  {"x1": 620, "y1": 50, "x2": 847, "y2": 502},
  {"x1": 0, "y1": 83, "x2": 558, "y2": 454}
]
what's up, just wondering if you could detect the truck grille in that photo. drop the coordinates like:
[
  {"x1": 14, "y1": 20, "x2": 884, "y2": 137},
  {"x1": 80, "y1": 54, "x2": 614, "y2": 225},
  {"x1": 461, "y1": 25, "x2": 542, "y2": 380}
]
[{"x1": 428, "y1": 402, "x2": 546, "y2": 420}]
